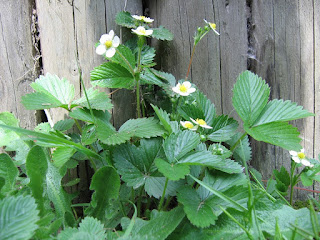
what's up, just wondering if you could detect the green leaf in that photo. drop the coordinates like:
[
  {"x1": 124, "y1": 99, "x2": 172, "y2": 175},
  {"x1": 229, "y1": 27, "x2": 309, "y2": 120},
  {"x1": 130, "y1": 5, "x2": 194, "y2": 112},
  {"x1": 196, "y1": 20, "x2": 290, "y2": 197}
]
[
  {"x1": 46, "y1": 163, "x2": 75, "y2": 226},
  {"x1": 195, "y1": 91, "x2": 216, "y2": 126},
  {"x1": 244, "y1": 122, "x2": 301, "y2": 151},
  {"x1": 81, "y1": 124, "x2": 97, "y2": 145},
  {"x1": 151, "y1": 104, "x2": 172, "y2": 134},
  {"x1": 179, "y1": 151, "x2": 243, "y2": 174},
  {"x1": 26, "y1": 146, "x2": 48, "y2": 216},
  {"x1": 151, "y1": 26, "x2": 174, "y2": 40},
  {"x1": 58, "y1": 217, "x2": 107, "y2": 240},
  {"x1": 52, "y1": 147, "x2": 76, "y2": 168},
  {"x1": 0, "y1": 154, "x2": 18, "y2": 195},
  {"x1": 113, "y1": 138, "x2": 163, "y2": 189},
  {"x1": 54, "y1": 119, "x2": 75, "y2": 132},
  {"x1": 22, "y1": 73, "x2": 75, "y2": 110},
  {"x1": 144, "y1": 177, "x2": 183, "y2": 198},
  {"x1": 90, "y1": 62, "x2": 135, "y2": 89},
  {"x1": 274, "y1": 166, "x2": 290, "y2": 188},
  {"x1": 0, "y1": 124, "x2": 101, "y2": 160},
  {"x1": 119, "y1": 117, "x2": 166, "y2": 139},
  {"x1": 69, "y1": 108, "x2": 111, "y2": 124},
  {"x1": 88, "y1": 166, "x2": 120, "y2": 221},
  {"x1": 112, "y1": 44, "x2": 136, "y2": 73},
  {"x1": 232, "y1": 70, "x2": 270, "y2": 127},
  {"x1": 115, "y1": 11, "x2": 136, "y2": 28},
  {"x1": 226, "y1": 133, "x2": 252, "y2": 163},
  {"x1": 150, "y1": 69, "x2": 176, "y2": 87},
  {"x1": 207, "y1": 115, "x2": 238, "y2": 142},
  {"x1": 140, "y1": 45, "x2": 156, "y2": 66},
  {"x1": 208, "y1": 144, "x2": 232, "y2": 160},
  {"x1": 252, "y1": 99, "x2": 314, "y2": 127},
  {"x1": 163, "y1": 130, "x2": 200, "y2": 163},
  {"x1": 140, "y1": 68, "x2": 166, "y2": 87},
  {"x1": 155, "y1": 158, "x2": 190, "y2": 181},
  {"x1": 121, "y1": 207, "x2": 185, "y2": 240},
  {"x1": 0, "y1": 195, "x2": 39, "y2": 240},
  {"x1": 177, "y1": 186, "x2": 218, "y2": 228},
  {"x1": 72, "y1": 88, "x2": 113, "y2": 111}
]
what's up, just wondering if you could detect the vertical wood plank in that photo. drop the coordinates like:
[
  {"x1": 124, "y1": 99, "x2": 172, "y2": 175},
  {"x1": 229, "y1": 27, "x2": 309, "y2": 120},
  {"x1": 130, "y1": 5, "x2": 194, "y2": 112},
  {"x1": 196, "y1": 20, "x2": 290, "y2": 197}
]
[
  {"x1": 105, "y1": 0, "x2": 143, "y2": 129},
  {"x1": 0, "y1": 0, "x2": 38, "y2": 128},
  {"x1": 250, "y1": 0, "x2": 317, "y2": 200},
  {"x1": 148, "y1": 0, "x2": 247, "y2": 116}
]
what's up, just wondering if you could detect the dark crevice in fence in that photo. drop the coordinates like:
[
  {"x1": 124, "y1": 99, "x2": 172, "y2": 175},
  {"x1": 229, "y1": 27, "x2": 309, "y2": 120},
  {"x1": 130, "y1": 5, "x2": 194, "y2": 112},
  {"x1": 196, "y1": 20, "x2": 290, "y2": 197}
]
[
  {"x1": 31, "y1": 0, "x2": 47, "y2": 124},
  {"x1": 246, "y1": 0, "x2": 254, "y2": 71}
]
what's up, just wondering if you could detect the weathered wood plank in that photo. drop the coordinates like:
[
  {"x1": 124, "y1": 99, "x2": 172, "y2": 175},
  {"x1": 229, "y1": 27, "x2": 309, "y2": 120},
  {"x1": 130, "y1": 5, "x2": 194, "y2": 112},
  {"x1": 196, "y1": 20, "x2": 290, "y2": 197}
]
[
  {"x1": 0, "y1": 0, "x2": 38, "y2": 128},
  {"x1": 148, "y1": 0, "x2": 247, "y2": 116},
  {"x1": 105, "y1": 0, "x2": 142, "y2": 128},
  {"x1": 250, "y1": 0, "x2": 316, "y2": 200}
]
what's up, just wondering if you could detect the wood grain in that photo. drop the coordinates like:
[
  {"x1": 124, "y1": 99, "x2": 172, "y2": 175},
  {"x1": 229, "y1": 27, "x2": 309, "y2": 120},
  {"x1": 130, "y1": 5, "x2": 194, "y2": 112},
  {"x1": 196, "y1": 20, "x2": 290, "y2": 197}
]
[{"x1": 0, "y1": 0, "x2": 38, "y2": 128}]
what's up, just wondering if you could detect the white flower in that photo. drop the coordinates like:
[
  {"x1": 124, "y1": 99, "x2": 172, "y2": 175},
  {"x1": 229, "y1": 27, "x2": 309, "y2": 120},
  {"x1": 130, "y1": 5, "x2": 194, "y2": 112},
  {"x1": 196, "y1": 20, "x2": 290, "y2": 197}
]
[
  {"x1": 96, "y1": 30, "x2": 120, "y2": 58},
  {"x1": 204, "y1": 19, "x2": 220, "y2": 35},
  {"x1": 132, "y1": 26, "x2": 153, "y2": 36},
  {"x1": 132, "y1": 15, "x2": 154, "y2": 23},
  {"x1": 190, "y1": 118, "x2": 213, "y2": 129},
  {"x1": 289, "y1": 149, "x2": 313, "y2": 167},
  {"x1": 172, "y1": 81, "x2": 196, "y2": 96},
  {"x1": 180, "y1": 121, "x2": 198, "y2": 131}
]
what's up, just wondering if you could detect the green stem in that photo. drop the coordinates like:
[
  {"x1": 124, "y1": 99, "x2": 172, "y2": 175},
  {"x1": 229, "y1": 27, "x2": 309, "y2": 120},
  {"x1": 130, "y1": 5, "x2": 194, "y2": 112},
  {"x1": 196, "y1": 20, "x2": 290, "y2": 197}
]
[
  {"x1": 163, "y1": 196, "x2": 173, "y2": 211},
  {"x1": 185, "y1": 44, "x2": 196, "y2": 81},
  {"x1": 136, "y1": 78, "x2": 141, "y2": 118},
  {"x1": 289, "y1": 161, "x2": 297, "y2": 206},
  {"x1": 230, "y1": 132, "x2": 247, "y2": 151},
  {"x1": 115, "y1": 48, "x2": 135, "y2": 75},
  {"x1": 158, "y1": 178, "x2": 169, "y2": 211}
]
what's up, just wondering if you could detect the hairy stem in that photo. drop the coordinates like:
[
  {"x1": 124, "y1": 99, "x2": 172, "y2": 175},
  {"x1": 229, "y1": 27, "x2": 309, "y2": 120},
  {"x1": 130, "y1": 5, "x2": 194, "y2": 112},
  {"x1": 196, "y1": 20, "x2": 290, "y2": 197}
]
[{"x1": 185, "y1": 44, "x2": 196, "y2": 81}]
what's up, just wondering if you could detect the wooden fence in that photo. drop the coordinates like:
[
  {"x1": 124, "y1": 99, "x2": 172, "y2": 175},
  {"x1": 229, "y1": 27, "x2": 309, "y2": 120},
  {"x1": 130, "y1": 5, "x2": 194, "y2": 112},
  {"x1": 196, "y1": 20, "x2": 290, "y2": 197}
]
[{"x1": 1, "y1": 0, "x2": 319, "y2": 200}]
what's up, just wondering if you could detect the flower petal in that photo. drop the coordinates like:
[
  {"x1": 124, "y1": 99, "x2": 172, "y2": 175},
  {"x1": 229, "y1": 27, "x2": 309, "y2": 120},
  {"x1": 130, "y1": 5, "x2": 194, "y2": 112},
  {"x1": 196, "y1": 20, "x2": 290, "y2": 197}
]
[
  {"x1": 187, "y1": 87, "x2": 196, "y2": 94},
  {"x1": 108, "y1": 30, "x2": 115, "y2": 39},
  {"x1": 292, "y1": 156, "x2": 301, "y2": 163},
  {"x1": 289, "y1": 150, "x2": 298, "y2": 157},
  {"x1": 99, "y1": 34, "x2": 109, "y2": 44},
  {"x1": 105, "y1": 48, "x2": 116, "y2": 58},
  {"x1": 301, "y1": 159, "x2": 312, "y2": 167},
  {"x1": 201, "y1": 124, "x2": 213, "y2": 129},
  {"x1": 112, "y1": 36, "x2": 120, "y2": 47},
  {"x1": 183, "y1": 81, "x2": 192, "y2": 88},
  {"x1": 145, "y1": 29, "x2": 153, "y2": 36},
  {"x1": 96, "y1": 44, "x2": 106, "y2": 55}
]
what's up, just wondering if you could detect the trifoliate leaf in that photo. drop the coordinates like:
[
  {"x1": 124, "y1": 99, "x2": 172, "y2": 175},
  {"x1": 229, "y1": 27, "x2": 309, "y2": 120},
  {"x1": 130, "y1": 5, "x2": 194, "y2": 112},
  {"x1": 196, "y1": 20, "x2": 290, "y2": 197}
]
[
  {"x1": 155, "y1": 158, "x2": 190, "y2": 181},
  {"x1": 144, "y1": 177, "x2": 184, "y2": 198},
  {"x1": 112, "y1": 45, "x2": 136, "y2": 74},
  {"x1": 0, "y1": 195, "x2": 39, "y2": 240},
  {"x1": 72, "y1": 88, "x2": 113, "y2": 111},
  {"x1": 113, "y1": 138, "x2": 163, "y2": 189},
  {"x1": 0, "y1": 154, "x2": 18, "y2": 195},
  {"x1": 54, "y1": 119, "x2": 75, "y2": 132},
  {"x1": 91, "y1": 62, "x2": 135, "y2": 89},
  {"x1": 22, "y1": 73, "x2": 75, "y2": 110},
  {"x1": 177, "y1": 186, "x2": 218, "y2": 228},
  {"x1": 69, "y1": 108, "x2": 111, "y2": 124},
  {"x1": 151, "y1": 26, "x2": 174, "y2": 41},
  {"x1": 232, "y1": 70, "x2": 270, "y2": 127},
  {"x1": 244, "y1": 122, "x2": 301, "y2": 151},
  {"x1": 115, "y1": 11, "x2": 136, "y2": 28},
  {"x1": 207, "y1": 115, "x2": 238, "y2": 142},
  {"x1": 163, "y1": 130, "x2": 200, "y2": 163},
  {"x1": 252, "y1": 99, "x2": 314, "y2": 127}
]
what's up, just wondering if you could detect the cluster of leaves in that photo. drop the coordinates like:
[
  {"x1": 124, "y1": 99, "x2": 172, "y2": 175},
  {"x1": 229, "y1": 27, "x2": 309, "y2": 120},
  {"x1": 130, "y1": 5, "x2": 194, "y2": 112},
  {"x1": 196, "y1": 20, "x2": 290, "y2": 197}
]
[{"x1": 0, "y1": 11, "x2": 319, "y2": 240}]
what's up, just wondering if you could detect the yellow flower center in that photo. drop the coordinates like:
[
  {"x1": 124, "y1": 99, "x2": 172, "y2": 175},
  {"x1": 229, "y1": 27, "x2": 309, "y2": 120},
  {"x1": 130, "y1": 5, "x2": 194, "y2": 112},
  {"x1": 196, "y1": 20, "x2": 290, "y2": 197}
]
[
  {"x1": 298, "y1": 152, "x2": 306, "y2": 159},
  {"x1": 209, "y1": 23, "x2": 216, "y2": 29},
  {"x1": 185, "y1": 122, "x2": 194, "y2": 129},
  {"x1": 140, "y1": 16, "x2": 146, "y2": 20},
  {"x1": 139, "y1": 28, "x2": 147, "y2": 35},
  {"x1": 196, "y1": 119, "x2": 206, "y2": 125},
  {"x1": 179, "y1": 85, "x2": 188, "y2": 92},
  {"x1": 104, "y1": 40, "x2": 113, "y2": 48}
]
